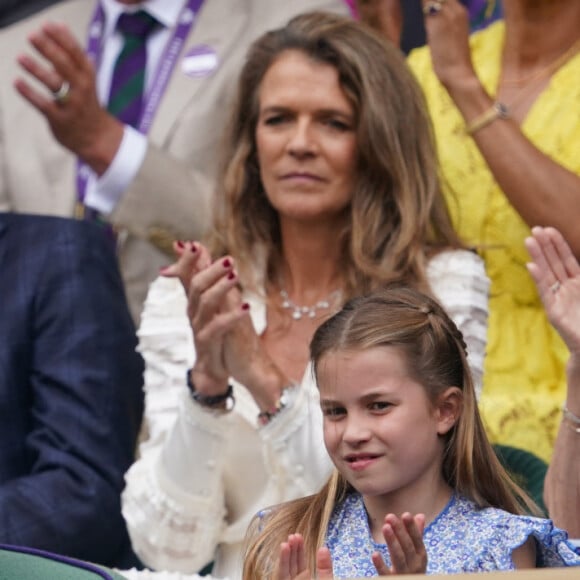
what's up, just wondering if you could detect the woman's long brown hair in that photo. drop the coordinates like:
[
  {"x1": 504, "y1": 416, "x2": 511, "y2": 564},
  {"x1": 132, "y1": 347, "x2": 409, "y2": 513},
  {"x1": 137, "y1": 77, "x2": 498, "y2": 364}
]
[{"x1": 207, "y1": 11, "x2": 462, "y2": 301}]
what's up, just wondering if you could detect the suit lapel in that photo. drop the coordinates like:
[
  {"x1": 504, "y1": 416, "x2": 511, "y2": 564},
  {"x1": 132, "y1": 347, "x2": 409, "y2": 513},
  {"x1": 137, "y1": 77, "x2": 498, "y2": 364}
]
[
  {"x1": 149, "y1": 0, "x2": 248, "y2": 145},
  {"x1": 0, "y1": 215, "x2": 11, "y2": 269}
]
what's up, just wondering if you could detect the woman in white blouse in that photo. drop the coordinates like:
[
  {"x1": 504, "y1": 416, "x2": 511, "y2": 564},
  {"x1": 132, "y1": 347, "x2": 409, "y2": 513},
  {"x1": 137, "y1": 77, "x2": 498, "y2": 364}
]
[{"x1": 121, "y1": 12, "x2": 489, "y2": 580}]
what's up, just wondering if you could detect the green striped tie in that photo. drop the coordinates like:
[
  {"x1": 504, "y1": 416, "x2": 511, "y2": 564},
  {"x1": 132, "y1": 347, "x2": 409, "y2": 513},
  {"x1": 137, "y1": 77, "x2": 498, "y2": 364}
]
[{"x1": 107, "y1": 10, "x2": 159, "y2": 127}]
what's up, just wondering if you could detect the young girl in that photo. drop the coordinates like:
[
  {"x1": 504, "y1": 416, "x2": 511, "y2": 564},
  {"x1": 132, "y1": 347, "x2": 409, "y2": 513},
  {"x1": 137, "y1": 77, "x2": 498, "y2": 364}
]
[{"x1": 244, "y1": 286, "x2": 580, "y2": 578}]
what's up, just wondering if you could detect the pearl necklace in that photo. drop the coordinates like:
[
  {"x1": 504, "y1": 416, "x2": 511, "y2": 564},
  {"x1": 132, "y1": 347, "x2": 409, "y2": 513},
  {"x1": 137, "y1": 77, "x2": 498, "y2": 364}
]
[{"x1": 280, "y1": 288, "x2": 342, "y2": 321}]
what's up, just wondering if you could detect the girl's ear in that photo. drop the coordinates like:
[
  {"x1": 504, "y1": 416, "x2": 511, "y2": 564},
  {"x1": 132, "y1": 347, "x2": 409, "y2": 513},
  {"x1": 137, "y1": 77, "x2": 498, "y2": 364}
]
[{"x1": 435, "y1": 387, "x2": 462, "y2": 435}]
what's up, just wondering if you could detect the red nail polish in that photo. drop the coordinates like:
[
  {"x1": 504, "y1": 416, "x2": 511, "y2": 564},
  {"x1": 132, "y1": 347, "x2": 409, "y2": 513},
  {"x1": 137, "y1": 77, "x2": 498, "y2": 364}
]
[
  {"x1": 223, "y1": 258, "x2": 231, "y2": 268},
  {"x1": 227, "y1": 271, "x2": 236, "y2": 280},
  {"x1": 190, "y1": 243, "x2": 197, "y2": 253},
  {"x1": 176, "y1": 240, "x2": 184, "y2": 249},
  {"x1": 242, "y1": 302, "x2": 250, "y2": 311}
]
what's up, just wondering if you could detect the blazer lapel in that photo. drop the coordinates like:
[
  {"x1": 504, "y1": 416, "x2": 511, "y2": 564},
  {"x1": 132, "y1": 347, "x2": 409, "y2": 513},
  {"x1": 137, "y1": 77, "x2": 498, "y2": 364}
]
[
  {"x1": 149, "y1": 0, "x2": 248, "y2": 145},
  {"x1": 0, "y1": 214, "x2": 11, "y2": 268}
]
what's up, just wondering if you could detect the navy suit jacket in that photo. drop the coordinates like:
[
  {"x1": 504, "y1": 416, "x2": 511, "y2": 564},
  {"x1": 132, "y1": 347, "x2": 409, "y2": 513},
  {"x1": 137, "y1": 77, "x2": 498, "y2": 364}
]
[{"x1": 0, "y1": 214, "x2": 144, "y2": 567}]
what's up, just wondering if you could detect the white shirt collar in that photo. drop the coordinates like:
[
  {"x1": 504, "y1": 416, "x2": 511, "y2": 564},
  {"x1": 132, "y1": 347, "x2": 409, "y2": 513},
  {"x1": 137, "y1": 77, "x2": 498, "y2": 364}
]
[{"x1": 99, "y1": 0, "x2": 187, "y2": 36}]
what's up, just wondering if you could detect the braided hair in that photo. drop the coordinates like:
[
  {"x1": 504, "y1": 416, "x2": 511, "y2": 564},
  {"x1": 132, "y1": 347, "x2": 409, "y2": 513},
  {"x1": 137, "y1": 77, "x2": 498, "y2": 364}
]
[
  {"x1": 310, "y1": 285, "x2": 536, "y2": 511},
  {"x1": 244, "y1": 285, "x2": 538, "y2": 579}
]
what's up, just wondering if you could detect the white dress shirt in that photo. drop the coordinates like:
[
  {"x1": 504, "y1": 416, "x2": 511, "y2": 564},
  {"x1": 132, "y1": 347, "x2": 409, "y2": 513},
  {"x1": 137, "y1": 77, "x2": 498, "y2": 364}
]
[{"x1": 85, "y1": 0, "x2": 188, "y2": 214}]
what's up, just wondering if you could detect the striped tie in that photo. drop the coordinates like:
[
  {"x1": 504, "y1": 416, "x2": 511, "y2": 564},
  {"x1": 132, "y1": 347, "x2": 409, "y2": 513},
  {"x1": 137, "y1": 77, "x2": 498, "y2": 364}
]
[
  {"x1": 107, "y1": 10, "x2": 159, "y2": 128},
  {"x1": 78, "y1": 11, "x2": 158, "y2": 234}
]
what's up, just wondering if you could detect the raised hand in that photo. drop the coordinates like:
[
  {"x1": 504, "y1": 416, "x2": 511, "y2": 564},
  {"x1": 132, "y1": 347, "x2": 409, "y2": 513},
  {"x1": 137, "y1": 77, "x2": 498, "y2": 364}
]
[
  {"x1": 372, "y1": 512, "x2": 427, "y2": 575},
  {"x1": 277, "y1": 534, "x2": 334, "y2": 580},
  {"x1": 162, "y1": 242, "x2": 247, "y2": 396},
  {"x1": 222, "y1": 298, "x2": 288, "y2": 410},
  {"x1": 163, "y1": 241, "x2": 287, "y2": 409},
  {"x1": 15, "y1": 21, "x2": 123, "y2": 175},
  {"x1": 421, "y1": 0, "x2": 475, "y2": 88},
  {"x1": 357, "y1": 0, "x2": 403, "y2": 47},
  {"x1": 526, "y1": 226, "x2": 580, "y2": 355},
  {"x1": 160, "y1": 241, "x2": 213, "y2": 316}
]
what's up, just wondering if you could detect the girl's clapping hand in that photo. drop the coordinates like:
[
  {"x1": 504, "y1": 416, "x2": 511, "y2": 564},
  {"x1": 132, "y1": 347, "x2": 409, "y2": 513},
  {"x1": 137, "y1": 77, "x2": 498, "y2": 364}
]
[
  {"x1": 372, "y1": 512, "x2": 427, "y2": 575},
  {"x1": 276, "y1": 513, "x2": 427, "y2": 579},
  {"x1": 277, "y1": 534, "x2": 333, "y2": 580}
]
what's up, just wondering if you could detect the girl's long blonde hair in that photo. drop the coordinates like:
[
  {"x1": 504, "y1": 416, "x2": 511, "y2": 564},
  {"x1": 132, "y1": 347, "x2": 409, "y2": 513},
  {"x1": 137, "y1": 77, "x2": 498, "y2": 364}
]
[{"x1": 243, "y1": 286, "x2": 539, "y2": 579}]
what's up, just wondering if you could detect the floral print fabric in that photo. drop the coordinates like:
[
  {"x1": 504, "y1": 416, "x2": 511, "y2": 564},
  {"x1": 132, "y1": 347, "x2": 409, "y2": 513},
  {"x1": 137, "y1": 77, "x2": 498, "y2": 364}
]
[{"x1": 326, "y1": 492, "x2": 580, "y2": 577}]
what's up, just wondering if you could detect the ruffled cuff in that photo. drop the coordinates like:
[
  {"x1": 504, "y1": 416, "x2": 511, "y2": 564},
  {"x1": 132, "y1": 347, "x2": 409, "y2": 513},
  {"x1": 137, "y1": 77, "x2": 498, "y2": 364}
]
[
  {"x1": 478, "y1": 515, "x2": 580, "y2": 570},
  {"x1": 122, "y1": 451, "x2": 226, "y2": 573}
]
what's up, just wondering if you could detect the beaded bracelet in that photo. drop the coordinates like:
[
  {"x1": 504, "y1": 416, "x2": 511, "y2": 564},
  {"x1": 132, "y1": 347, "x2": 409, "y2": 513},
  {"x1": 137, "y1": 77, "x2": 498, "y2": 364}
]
[
  {"x1": 257, "y1": 384, "x2": 295, "y2": 426},
  {"x1": 187, "y1": 369, "x2": 235, "y2": 411}
]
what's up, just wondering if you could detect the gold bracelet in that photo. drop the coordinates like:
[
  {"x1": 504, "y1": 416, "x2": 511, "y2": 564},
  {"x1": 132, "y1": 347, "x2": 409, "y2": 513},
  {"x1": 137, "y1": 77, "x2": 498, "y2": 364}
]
[{"x1": 465, "y1": 102, "x2": 509, "y2": 135}]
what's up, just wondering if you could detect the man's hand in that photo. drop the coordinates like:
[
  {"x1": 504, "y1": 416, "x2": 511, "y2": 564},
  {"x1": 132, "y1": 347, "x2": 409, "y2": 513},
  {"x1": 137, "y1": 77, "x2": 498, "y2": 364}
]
[{"x1": 15, "y1": 21, "x2": 124, "y2": 175}]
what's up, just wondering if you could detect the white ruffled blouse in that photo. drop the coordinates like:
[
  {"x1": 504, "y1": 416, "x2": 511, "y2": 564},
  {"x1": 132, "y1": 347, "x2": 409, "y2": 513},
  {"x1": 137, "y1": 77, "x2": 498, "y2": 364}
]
[{"x1": 121, "y1": 249, "x2": 489, "y2": 580}]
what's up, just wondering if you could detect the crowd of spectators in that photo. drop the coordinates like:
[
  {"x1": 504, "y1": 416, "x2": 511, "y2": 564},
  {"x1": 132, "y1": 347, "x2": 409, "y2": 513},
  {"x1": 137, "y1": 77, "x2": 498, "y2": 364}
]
[{"x1": 1, "y1": 1, "x2": 579, "y2": 578}]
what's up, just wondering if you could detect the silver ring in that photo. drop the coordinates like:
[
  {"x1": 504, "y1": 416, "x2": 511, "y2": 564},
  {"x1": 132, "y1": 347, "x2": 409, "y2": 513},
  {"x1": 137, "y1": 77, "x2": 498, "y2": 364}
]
[
  {"x1": 423, "y1": 0, "x2": 443, "y2": 15},
  {"x1": 52, "y1": 81, "x2": 70, "y2": 105},
  {"x1": 550, "y1": 281, "x2": 561, "y2": 294}
]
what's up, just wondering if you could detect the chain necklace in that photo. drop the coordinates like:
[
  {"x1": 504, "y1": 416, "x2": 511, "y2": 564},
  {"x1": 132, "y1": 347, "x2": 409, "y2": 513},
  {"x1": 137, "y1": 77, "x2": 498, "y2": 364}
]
[
  {"x1": 500, "y1": 37, "x2": 580, "y2": 87},
  {"x1": 495, "y1": 37, "x2": 579, "y2": 119},
  {"x1": 280, "y1": 288, "x2": 342, "y2": 321}
]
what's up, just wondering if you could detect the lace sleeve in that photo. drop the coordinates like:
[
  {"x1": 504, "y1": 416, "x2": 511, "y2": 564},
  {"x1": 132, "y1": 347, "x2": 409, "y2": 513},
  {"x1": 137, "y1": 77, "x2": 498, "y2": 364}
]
[
  {"x1": 123, "y1": 391, "x2": 240, "y2": 572},
  {"x1": 257, "y1": 370, "x2": 333, "y2": 496},
  {"x1": 122, "y1": 277, "x2": 232, "y2": 573},
  {"x1": 427, "y1": 250, "x2": 490, "y2": 399},
  {"x1": 136, "y1": 276, "x2": 195, "y2": 454}
]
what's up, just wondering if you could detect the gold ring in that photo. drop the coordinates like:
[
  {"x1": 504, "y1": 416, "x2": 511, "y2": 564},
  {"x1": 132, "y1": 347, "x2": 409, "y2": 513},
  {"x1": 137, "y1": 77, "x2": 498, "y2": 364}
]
[
  {"x1": 423, "y1": 1, "x2": 443, "y2": 15},
  {"x1": 550, "y1": 281, "x2": 561, "y2": 294},
  {"x1": 52, "y1": 81, "x2": 70, "y2": 105}
]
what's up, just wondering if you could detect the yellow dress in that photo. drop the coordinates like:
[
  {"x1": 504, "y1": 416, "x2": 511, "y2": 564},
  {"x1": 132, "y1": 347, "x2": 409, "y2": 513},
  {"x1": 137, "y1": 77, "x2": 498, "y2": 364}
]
[{"x1": 408, "y1": 21, "x2": 580, "y2": 463}]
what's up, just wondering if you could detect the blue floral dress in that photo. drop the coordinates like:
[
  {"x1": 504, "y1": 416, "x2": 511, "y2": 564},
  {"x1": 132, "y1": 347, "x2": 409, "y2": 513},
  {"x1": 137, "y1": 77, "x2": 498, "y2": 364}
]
[{"x1": 326, "y1": 492, "x2": 580, "y2": 577}]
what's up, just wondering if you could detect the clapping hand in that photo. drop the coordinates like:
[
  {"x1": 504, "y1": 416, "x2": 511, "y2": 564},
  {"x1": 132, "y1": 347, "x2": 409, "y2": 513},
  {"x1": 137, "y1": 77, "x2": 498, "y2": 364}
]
[
  {"x1": 161, "y1": 241, "x2": 285, "y2": 406},
  {"x1": 276, "y1": 534, "x2": 333, "y2": 580},
  {"x1": 526, "y1": 226, "x2": 580, "y2": 355},
  {"x1": 276, "y1": 513, "x2": 427, "y2": 579},
  {"x1": 161, "y1": 241, "x2": 250, "y2": 396},
  {"x1": 372, "y1": 512, "x2": 427, "y2": 575}
]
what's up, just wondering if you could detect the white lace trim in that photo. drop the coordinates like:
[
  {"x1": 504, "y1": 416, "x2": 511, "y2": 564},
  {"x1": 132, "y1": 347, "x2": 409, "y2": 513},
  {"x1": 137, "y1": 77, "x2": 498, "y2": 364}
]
[{"x1": 123, "y1": 454, "x2": 226, "y2": 573}]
